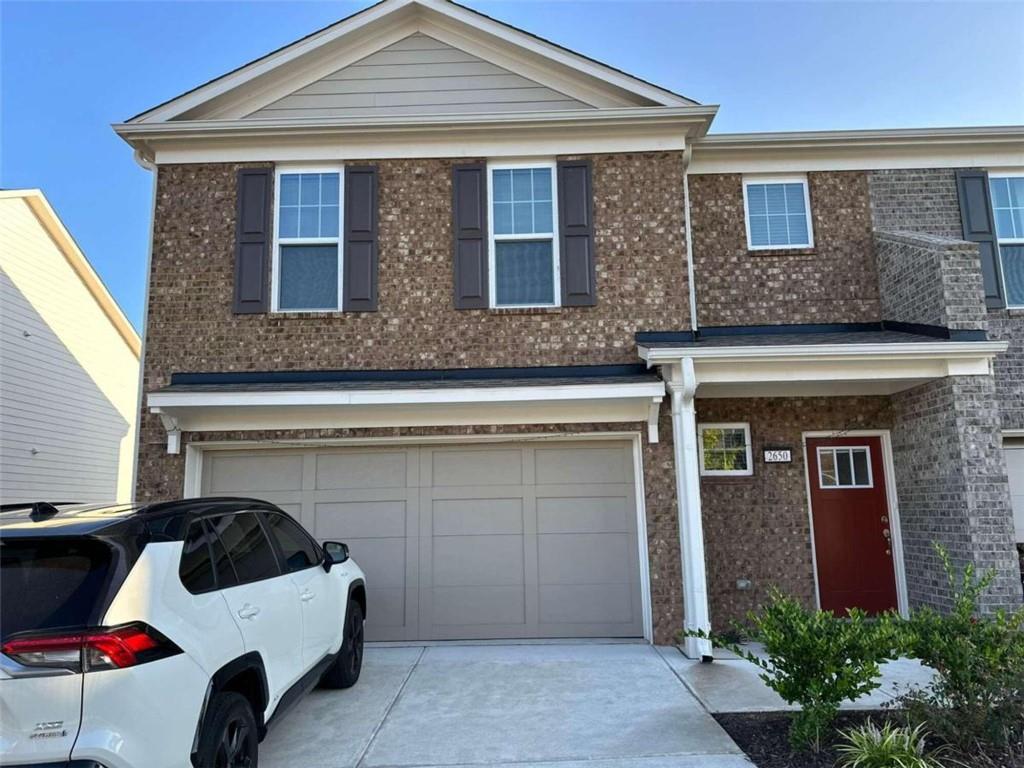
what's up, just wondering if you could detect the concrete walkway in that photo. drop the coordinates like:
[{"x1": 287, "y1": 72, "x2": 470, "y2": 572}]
[{"x1": 261, "y1": 643, "x2": 753, "y2": 768}]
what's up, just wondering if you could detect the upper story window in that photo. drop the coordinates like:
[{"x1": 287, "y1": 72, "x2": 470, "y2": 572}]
[
  {"x1": 489, "y1": 163, "x2": 559, "y2": 308},
  {"x1": 990, "y1": 174, "x2": 1024, "y2": 307},
  {"x1": 743, "y1": 176, "x2": 814, "y2": 250},
  {"x1": 698, "y1": 423, "x2": 753, "y2": 477},
  {"x1": 274, "y1": 169, "x2": 342, "y2": 311}
]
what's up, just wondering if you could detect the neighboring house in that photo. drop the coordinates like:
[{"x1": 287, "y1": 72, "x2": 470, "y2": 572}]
[
  {"x1": 0, "y1": 190, "x2": 140, "y2": 504},
  {"x1": 115, "y1": 0, "x2": 1024, "y2": 654}
]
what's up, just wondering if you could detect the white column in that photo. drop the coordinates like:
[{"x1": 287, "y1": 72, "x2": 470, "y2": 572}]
[{"x1": 667, "y1": 358, "x2": 712, "y2": 659}]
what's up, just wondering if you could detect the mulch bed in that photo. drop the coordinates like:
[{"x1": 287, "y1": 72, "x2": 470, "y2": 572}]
[{"x1": 713, "y1": 711, "x2": 885, "y2": 768}]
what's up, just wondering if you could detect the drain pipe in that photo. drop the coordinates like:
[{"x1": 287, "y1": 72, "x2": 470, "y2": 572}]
[{"x1": 682, "y1": 145, "x2": 699, "y2": 336}]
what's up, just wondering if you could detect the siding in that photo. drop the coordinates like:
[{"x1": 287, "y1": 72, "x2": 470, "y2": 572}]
[
  {"x1": 247, "y1": 33, "x2": 591, "y2": 119},
  {"x1": 0, "y1": 197, "x2": 139, "y2": 503}
]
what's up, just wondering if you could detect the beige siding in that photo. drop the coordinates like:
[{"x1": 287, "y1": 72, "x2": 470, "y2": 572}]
[
  {"x1": 0, "y1": 197, "x2": 139, "y2": 503},
  {"x1": 246, "y1": 33, "x2": 591, "y2": 119}
]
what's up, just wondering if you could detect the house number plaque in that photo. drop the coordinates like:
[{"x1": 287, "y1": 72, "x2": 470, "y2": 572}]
[{"x1": 763, "y1": 448, "x2": 792, "y2": 464}]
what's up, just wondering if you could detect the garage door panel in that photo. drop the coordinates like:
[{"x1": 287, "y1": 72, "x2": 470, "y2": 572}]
[
  {"x1": 432, "y1": 498, "x2": 523, "y2": 536},
  {"x1": 534, "y1": 446, "x2": 630, "y2": 485},
  {"x1": 431, "y1": 448, "x2": 523, "y2": 486},
  {"x1": 537, "y1": 496, "x2": 631, "y2": 534},
  {"x1": 205, "y1": 453, "x2": 304, "y2": 493},
  {"x1": 339, "y1": 537, "x2": 409, "y2": 589},
  {"x1": 366, "y1": 587, "x2": 410, "y2": 629},
  {"x1": 539, "y1": 583, "x2": 634, "y2": 624},
  {"x1": 432, "y1": 535, "x2": 524, "y2": 586},
  {"x1": 1006, "y1": 447, "x2": 1024, "y2": 543},
  {"x1": 315, "y1": 450, "x2": 408, "y2": 490},
  {"x1": 314, "y1": 500, "x2": 408, "y2": 539},
  {"x1": 539, "y1": 533, "x2": 633, "y2": 585},
  {"x1": 430, "y1": 586, "x2": 526, "y2": 626}
]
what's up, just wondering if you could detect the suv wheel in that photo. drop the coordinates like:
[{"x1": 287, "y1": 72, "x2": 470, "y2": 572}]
[
  {"x1": 320, "y1": 599, "x2": 364, "y2": 689},
  {"x1": 195, "y1": 691, "x2": 258, "y2": 768}
]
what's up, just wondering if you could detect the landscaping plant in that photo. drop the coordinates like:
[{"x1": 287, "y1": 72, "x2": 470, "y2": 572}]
[
  {"x1": 836, "y1": 721, "x2": 954, "y2": 768},
  {"x1": 895, "y1": 544, "x2": 1024, "y2": 757},
  {"x1": 685, "y1": 589, "x2": 901, "y2": 752}
]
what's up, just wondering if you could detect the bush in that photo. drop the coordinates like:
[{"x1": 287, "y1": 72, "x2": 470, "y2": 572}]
[
  {"x1": 685, "y1": 589, "x2": 900, "y2": 752},
  {"x1": 836, "y1": 720, "x2": 952, "y2": 768},
  {"x1": 895, "y1": 544, "x2": 1024, "y2": 755}
]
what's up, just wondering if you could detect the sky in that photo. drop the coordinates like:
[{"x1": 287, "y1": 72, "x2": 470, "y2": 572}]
[{"x1": 2, "y1": 1, "x2": 1022, "y2": 332}]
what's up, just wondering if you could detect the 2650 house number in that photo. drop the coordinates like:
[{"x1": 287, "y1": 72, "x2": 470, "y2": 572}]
[{"x1": 763, "y1": 448, "x2": 792, "y2": 463}]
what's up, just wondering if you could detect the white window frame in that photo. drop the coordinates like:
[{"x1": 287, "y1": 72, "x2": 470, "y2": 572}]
[
  {"x1": 697, "y1": 422, "x2": 754, "y2": 477},
  {"x1": 742, "y1": 174, "x2": 815, "y2": 251},
  {"x1": 487, "y1": 160, "x2": 561, "y2": 309},
  {"x1": 816, "y1": 445, "x2": 874, "y2": 489},
  {"x1": 271, "y1": 165, "x2": 344, "y2": 313},
  {"x1": 989, "y1": 171, "x2": 1024, "y2": 310}
]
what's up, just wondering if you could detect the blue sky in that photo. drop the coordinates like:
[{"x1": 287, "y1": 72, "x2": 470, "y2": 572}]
[{"x1": 2, "y1": 1, "x2": 1022, "y2": 331}]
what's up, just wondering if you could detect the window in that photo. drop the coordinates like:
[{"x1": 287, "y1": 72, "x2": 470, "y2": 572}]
[
  {"x1": 990, "y1": 175, "x2": 1024, "y2": 307},
  {"x1": 274, "y1": 169, "x2": 342, "y2": 311},
  {"x1": 262, "y1": 513, "x2": 321, "y2": 573},
  {"x1": 208, "y1": 513, "x2": 280, "y2": 584},
  {"x1": 179, "y1": 522, "x2": 216, "y2": 593},
  {"x1": 489, "y1": 163, "x2": 559, "y2": 307},
  {"x1": 743, "y1": 177, "x2": 814, "y2": 250},
  {"x1": 698, "y1": 423, "x2": 753, "y2": 476},
  {"x1": 818, "y1": 446, "x2": 873, "y2": 488}
]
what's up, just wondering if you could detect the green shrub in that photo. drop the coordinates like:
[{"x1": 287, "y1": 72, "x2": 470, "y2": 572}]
[
  {"x1": 685, "y1": 589, "x2": 900, "y2": 752},
  {"x1": 836, "y1": 721, "x2": 953, "y2": 768},
  {"x1": 895, "y1": 544, "x2": 1024, "y2": 754}
]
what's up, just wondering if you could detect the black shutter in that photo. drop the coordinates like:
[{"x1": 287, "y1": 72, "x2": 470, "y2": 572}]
[
  {"x1": 956, "y1": 169, "x2": 1005, "y2": 309},
  {"x1": 233, "y1": 168, "x2": 271, "y2": 314},
  {"x1": 343, "y1": 166, "x2": 379, "y2": 312},
  {"x1": 452, "y1": 163, "x2": 489, "y2": 309},
  {"x1": 557, "y1": 159, "x2": 596, "y2": 307}
]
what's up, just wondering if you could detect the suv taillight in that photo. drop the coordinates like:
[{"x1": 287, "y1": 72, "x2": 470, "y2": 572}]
[{"x1": 1, "y1": 623, "x2": 182, "y2": 672}]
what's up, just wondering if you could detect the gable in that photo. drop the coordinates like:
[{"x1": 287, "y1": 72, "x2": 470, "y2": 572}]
[{"x1": 247, "y1": 33, "x2": 590, "y2": 119}]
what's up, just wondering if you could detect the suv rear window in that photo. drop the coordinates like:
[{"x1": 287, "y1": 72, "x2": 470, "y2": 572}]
[{"x1": 1, "y1": 538, "x2": 115, "y2": 639}]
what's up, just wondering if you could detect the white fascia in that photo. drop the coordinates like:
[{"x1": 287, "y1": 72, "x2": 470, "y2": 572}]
[{"x1": 639, "y1": 340, "x2": 1008, "y2": 365}]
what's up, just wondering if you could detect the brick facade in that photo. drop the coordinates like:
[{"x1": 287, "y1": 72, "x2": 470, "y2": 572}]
[
  {"x1": 891, "y1": 376, "x2": 1024, "y2": 612},
  {"x1": 874, "y1": 230, "x2": 988, "y2": 331},
  {"x1": 695, "y1": 396, "x2": 894, "y2": 630},
  {"x1": 689, "y1": 171, "x2": 880, "y2": 327}
]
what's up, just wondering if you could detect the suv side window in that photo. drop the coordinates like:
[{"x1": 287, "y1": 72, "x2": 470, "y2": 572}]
[
  {"x1": 208, "y1": 512, "x2": 280, "y2": 584},
  {"x1": 262, "y1": 513, "x2": 322, "y2": 573},
  {"x1": 179, "y1": 521, "x2": 216, "y2": 593}
]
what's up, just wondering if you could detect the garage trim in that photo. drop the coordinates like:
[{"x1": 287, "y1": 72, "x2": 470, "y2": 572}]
[{"x1": 183, "y1": 430, "x2": 655, "y2": 642}]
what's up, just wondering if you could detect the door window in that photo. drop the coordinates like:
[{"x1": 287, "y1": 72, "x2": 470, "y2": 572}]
[
  {"x1": 179, "y1": 522, "x2": 217, "y2": 593},
  {"x1": 262, "y1": 513, "x2": 322, "y2": 573},
  {"x1": 818, "y1": 446, "x2": 873, "y2": 488},
  {"x1": 209, "y1": 513, "x2": 281, "y2": 584}
]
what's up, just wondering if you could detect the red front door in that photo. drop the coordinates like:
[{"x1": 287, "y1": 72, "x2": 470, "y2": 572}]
[{"x1": 806, "y1": 436, "x2": 898, "y2": 615}]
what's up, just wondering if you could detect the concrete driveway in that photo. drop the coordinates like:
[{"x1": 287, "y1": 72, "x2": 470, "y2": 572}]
[{"x1": 260, "y1": 643, "x2": 751, "y2": 768}]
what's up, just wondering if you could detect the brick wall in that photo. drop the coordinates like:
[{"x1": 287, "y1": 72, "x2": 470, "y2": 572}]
[
  {"x1": 695, "y1": 395, "x2": 894, "y2": 629},
  {"x1": 868, "y1": 167, "x2": 1024, "y2": 430},
  {"x1": 874, "y1": 230, "x2": 988, "y2": 331},
  {"x1": 868, "y1": 168, "x2": 963, "y2": 239},
  {"x1": 891, "y1": 376, "x2": 1023, "y2": 613},
  {"x1": 688, "y1": 171, "x2": 880, "y2": 327}
]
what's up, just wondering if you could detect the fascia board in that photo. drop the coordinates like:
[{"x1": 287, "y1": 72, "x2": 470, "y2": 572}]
[{"x1": 638, "y1": 341, "x2": 1009, "y2": 364}]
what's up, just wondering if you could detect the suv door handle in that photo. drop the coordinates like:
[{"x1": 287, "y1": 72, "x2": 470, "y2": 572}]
[
  {"x1": 237, "y1": 604, "x2": 260, "y2": 620},
  {"x1": 300, "y1": 590, "x2": 315, "y2": 602}
]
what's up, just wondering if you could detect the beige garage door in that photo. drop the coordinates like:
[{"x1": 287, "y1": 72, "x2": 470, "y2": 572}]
[{"x1": 200, "y1": 440, "x2": 644, "y2": 641}]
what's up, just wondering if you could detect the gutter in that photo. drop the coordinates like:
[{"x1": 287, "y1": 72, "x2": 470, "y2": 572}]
[
  {"x1": 681, "y1": 144, "x2": 698, "y2": 336},
  {"x1": 638, "y1": 340, "x2": 1009, "y2": 364}
]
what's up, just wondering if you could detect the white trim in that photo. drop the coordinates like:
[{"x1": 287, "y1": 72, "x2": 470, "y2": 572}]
[
  {"x1": 1003, "y1": 429, "x2": 1024, "y2": 439},
  {"x1": 697, "y1": 422, "x2": 753, "y2": 477},
  {"x1": 801, "y1": 430, "x2": 909, "y2": 618},
  {"x1": 271, "y1": 165, "x2": 344, "y2": 313},
  {"x1": 742, "y1": 175, "x2": 814, "y2": 251},
  {"x1": 816, "y1": 445, "x2": 874, "y2": 489},
  {"x1": 486, "y1": 160, "x2": 560, "y2": 309},
  {"x1": 640, "y1": 340, "x2": 1007, "y2": 363},
  {"x1": 988, "y1": 171, "x2": 1024, "y2": 310},
  {"x1": 183, "y1": 429, "x2": 656, "y2": 644}
]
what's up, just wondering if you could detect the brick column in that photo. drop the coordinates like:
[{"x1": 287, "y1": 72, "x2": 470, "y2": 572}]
[{"x1": 891, "y1": 376, "x2": 1023, "y2": 613}]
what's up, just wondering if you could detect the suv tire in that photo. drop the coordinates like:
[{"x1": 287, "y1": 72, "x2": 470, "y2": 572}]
[
  {"x1": 194, "y1": 691, "x2": 259, "y2": 768},
  {"x1": 320, "y1": 599, "x2": 364, "y2": 689}
]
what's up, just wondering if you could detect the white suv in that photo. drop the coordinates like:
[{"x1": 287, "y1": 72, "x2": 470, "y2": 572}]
[{"x1": 0, "y1": 498, "x2": 366, "y2": 768}]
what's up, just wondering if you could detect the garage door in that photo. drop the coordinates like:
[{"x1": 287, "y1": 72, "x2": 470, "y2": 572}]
[
  {"x1": 200, "y1": 440, "x2": 644, "y2": 641},
  {"x1": 1006, "y1": 444, "x2": 1024, "y2": 544}
]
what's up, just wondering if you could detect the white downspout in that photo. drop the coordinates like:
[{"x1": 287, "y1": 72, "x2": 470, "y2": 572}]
[
  {"x1": 682, "y1": 144, "x2": 698, "y2": 335},
  {"x1": 667, "y1": 357, "x2": 712, "y2": 660}
]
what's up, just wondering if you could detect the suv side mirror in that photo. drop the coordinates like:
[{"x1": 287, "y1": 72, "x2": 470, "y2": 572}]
[{"x1": 323, "y1": 541, "x2": 349, "y2": 571}]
